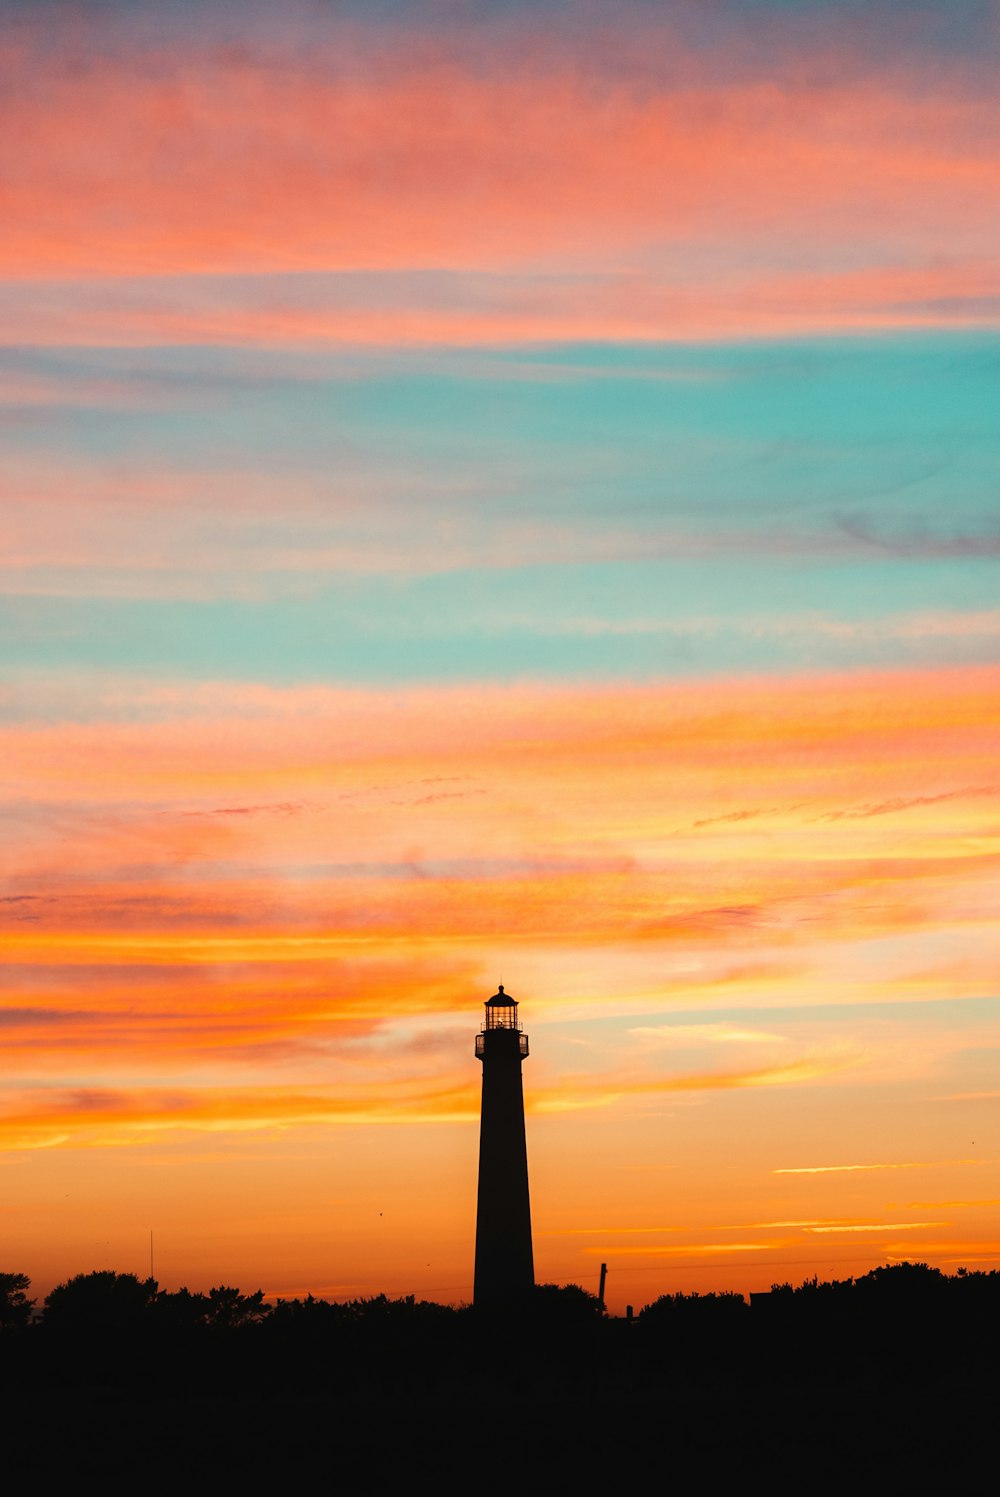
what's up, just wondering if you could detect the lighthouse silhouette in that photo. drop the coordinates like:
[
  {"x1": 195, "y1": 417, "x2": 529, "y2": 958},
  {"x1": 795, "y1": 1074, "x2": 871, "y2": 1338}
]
[{"x1": 473, "y1": 984, "x2": 534, "y2": 1308}]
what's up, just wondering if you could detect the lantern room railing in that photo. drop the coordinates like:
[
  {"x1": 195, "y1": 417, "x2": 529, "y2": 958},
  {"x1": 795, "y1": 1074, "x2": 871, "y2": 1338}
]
[{"x1": 476, "y1": 1030, "x2": 529, "y2": 1060}]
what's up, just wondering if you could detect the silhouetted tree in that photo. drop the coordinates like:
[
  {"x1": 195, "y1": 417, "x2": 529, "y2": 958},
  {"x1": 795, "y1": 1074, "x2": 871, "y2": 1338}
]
[
  {"x1": 530, "y1": 1282, "x2": 605, "y2": 1324},
  {"x1": 203, "y1": 1285, "x2": 268, "y2": 1330},
  {"x1": 0, "y1": 1272, "x2": 33, "y2": 1331},
  {"x1": 639, "y1": 1289, "x2": 747, "y2": 1322},
  {"x1": 343, "y1": 1292, "x2": 455, "y2": 1324},
  {"x1": 268, "y1": 1293, "x2": 337, "y2": 1326},
  {"x1": 44, "y1": 1270, "x2": 156, "y2": 1332},
  {"x1": 149, "y1": 1286, "x2": 209, "y2": 1332},
  {"x1": 855, "y1": 1261, "x2": 944, "y2": 1299}
]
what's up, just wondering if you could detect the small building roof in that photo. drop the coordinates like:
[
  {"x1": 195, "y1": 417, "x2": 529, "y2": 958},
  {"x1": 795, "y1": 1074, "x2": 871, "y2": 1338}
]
[{"x1": 485, "y1": 984, "x2": 517, "y2": 1006}]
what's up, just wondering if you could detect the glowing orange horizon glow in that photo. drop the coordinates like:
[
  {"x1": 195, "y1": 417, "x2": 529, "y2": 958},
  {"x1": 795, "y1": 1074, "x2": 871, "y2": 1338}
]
[{"x1": 4, "y1": 665, "x2": 1000, "y2": 1306}]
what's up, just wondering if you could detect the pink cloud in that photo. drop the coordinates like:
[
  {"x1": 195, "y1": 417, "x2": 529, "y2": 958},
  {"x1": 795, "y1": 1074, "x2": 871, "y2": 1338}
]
[
  {"x1": 1, "y1": 259, "x2": 998, "y2": 352},
  {"x1": 0, "y1": 29, "x2": 996, "y2": 321}
]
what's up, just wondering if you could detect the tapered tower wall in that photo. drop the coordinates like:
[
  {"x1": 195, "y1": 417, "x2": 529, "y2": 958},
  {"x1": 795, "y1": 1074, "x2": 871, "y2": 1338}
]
[{"x1": 474, "y1": 997, "x2": 534, "y2": 1307}]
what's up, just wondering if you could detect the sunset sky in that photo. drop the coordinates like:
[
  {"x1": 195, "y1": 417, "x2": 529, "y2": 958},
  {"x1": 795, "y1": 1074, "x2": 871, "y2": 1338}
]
[{"x1": 3, "y1": 0, "x2": 999, "y2": 1314}]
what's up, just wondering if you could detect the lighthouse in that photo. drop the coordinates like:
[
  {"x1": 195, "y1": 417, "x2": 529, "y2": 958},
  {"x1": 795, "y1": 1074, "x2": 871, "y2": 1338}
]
[{"x1": 473, "y1": 984, "x2": 534, "y2": 1308}]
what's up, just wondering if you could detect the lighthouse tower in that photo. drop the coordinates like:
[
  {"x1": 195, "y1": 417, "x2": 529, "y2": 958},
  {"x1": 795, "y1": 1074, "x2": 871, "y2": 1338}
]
[{"x1": 474, "y1": 985, "x2": 534, "y2": 1308}]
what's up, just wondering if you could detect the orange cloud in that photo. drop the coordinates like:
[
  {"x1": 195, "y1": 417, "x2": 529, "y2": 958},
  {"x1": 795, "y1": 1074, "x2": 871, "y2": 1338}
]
[
  {"x1": 0, "y1": 1046, "x2": 846, "y2": 1150},
  {"x1": 3, "y1": 664, "x2": 999, "y2": 1176},
  {"x1": 0, "y1": 1077, "x2": 482, "y2": 1153}
]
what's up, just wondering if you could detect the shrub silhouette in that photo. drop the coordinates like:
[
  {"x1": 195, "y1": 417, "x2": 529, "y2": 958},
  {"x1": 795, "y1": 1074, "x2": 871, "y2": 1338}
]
[
  {"x1": 530, "y1": 1282, "x2": 605, "y2": 1325},
  {"x1": 203, "y1": 1285, "x2": 267, "y2": 1330},
  {"x1": 149, "y1": 1286, "x2": 209, "y2": 1332},
  {"x1": 0, "y1": 1272, "x2": 33, "y2": 1331},
  {"x1": 44, "y1": 1271, "x2": 156, "y2": 1332},
  {"x1": 639, "y1": 1289, "x2": 747, "y2": 1323},
  {"x1": 854, "y1": 1261, "x2": 945, "y2": 1300}
]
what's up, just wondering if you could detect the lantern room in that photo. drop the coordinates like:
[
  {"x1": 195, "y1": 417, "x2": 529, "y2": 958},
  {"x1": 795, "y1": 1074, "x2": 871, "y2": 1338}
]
[{"x1": 475, "y1": 984, "x2": 529, "y2": 1059}]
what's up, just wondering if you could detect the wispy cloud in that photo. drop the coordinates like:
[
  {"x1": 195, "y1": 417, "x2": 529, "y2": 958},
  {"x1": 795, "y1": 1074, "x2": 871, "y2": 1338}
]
[
  {"x1": 899, "y1": 1199, "x2": 1000, "y2": 1210},
  {"x1": 581, "y1": 1243, "x2": 774, "y2": 1256},
  {"x1": 730, "y1": 1220, "x2": 856, "y2": 1230},
  {"x1": 628, "y1": 1023, "x2": 786, "y2": 1046},
  {"x1": 805, "y1": 1221, "x2": 947, "y2": 1234},
  {"x1": 817, "y1": 786, "x2": 1000, "y2": 823},
  {"x1": 0, "y1": 1078, "x2": 482, "y2": 1151},
  {"x1": 177, "y1": 801, "x2": 308, "y2": 819},
  {"x1": 543, "y1": 1226, "x2": 683, "y2": 1237},
  {"x1": 837, "y1": 515, "x2": 1000, "y2": 561},
  {"x1": 532, "y1": 1055, "x2": 854, "y2": 1114},
  {"x1": 774, "y1": 1160, "x2": 978, "y2": 1175}
]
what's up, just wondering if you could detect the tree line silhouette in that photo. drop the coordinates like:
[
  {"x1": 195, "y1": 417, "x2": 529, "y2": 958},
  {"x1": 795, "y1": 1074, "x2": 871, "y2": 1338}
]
[
  {"x1": 3, "y1": 1260, "x2": 999, "y2": 1391},
  {"x1": 3, "y1": 1262, "x2": 998, "y2": 1485}
]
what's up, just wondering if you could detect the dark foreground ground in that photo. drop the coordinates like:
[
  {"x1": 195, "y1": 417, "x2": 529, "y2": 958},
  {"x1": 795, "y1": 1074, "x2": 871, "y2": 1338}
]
[
  {"x1": 6, "y1": 1268, "x2": 998, "y2": 1490},
  {"x1": 7, "y1": 1363, "x2": 996, "y2": 1490}
]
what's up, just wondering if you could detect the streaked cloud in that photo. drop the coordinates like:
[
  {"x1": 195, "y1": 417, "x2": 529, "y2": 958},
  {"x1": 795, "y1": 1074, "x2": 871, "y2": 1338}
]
[
  {"x1": 817, "y1": 786, "x2": 1000, "y2": 822},
  {"x1": 3, "y1": 264, "x2": 999, "y2": 351},
  {"x1": 628, "y1": 1023, "x2": 787, "y2": 1046},
  {"x1": 805, "y1": 1221, "x2": 947, "y2": 1234},
  {"x1": 581, "y1": 1243, "x2": 775, "y2": 1256},
  {"x1": 543, "y1": 1227, "x2": 683, "y2": 1237},
  {"x1": 729, "y1": 1220, "x2": 855, "y2": 1230},
  {"x1": 774, "y1": 1160, "x2": 977, "y2": 1175},
  {"x1": 0, "y1": 1078, "x2": 482, "y2": 1152},
  {"x1": 900, "y1": 1200, "x2": 1000, "y2": 1210},
  {"x1": 3, "y1": 5, "x2": 998, "y2": 349}
]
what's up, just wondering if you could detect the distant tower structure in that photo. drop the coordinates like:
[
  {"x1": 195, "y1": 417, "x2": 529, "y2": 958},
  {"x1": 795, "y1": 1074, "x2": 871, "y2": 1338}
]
[{"x1": 474, "y1": 984, "x2": 534, "y2": 1308}]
